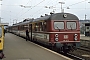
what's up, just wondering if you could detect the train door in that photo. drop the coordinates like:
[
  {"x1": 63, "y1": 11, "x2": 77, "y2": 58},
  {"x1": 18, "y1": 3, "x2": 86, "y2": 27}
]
[{"x1": 28, "y1": 24, "x2": 32, "y2": 41}]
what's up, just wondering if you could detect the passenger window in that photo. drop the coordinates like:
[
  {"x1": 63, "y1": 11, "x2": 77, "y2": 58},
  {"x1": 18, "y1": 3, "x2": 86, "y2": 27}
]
[
  {"x1": 39, "y1": 22, "x2": 43, "y2": 31},
  {"x1": 35, "y1": 23, "x2": 39, "y2": 31},
  {"x1": 43, "y1": 21, "x2": 47, "y2": 31},
  {"x1": 23, "y1": 24, "x2": 28, "y2": 30},
  {"x1": 34, "y1": 21, "x2": 47, "y2": 31}
]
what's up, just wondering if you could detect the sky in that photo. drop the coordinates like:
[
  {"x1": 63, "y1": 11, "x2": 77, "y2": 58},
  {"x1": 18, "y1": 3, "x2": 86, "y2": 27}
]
[{"x1": 0, "y1": 0, "x2": 90, "y2": 25}]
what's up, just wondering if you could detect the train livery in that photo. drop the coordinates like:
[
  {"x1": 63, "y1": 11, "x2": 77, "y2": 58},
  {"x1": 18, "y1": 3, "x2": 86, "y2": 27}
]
[{"x1": 8, "y1": 13, "x2": 80, "y2": 52}]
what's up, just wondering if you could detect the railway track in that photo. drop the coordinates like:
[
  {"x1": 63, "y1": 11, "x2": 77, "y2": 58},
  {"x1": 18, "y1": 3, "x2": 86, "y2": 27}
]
[
  {"x1": 78, "y1": 47, "x2": 90, "y2": 52},
  {"x1": 66, "y1": 53, "x2": 85, "y2": 60},
  {"x1": 69, "y1": 47, "x2": 90, "y2": 60},
  {"x1": 31, "y1": 40, "x2": 86, "y2": 60}
]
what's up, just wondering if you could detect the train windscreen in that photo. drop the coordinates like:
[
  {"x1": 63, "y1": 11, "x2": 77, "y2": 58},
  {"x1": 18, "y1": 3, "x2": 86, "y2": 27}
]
[
  {"x1": 54, "y1": 22, "x2": 64, "y2": 29},
  {"x1": 67, "y1": 22, "x2": 76, "y2": 29}
]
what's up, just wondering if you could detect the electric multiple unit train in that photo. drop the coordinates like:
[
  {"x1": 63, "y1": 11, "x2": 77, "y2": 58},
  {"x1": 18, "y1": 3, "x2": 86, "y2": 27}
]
[{"x1": 8, "y1": 13, "x2": 80, "y2": 52}]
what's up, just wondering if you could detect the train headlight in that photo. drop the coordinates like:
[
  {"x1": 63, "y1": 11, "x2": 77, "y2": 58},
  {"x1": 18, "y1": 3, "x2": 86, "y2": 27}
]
[
  {"x1": 63, "y1": 14, "x2": 67, "y2": 18},
  {"x1": 74, "y1": 34, "x2": 77, "y2": 36},
  {"x1": 55, "y1": 34, "x2": 59, "y2": 42},
  {"x1": 55, "y1": 38, "x2": 58, "y2": 42},
  {"x1": 55, "y1": 34, "x2": 58, "y2": 37},
  {"x1": 74, "y1": 34, "x2": 78, "y2": 41}
]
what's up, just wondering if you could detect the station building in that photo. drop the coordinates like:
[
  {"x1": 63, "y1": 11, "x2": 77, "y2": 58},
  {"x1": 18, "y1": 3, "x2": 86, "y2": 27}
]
[{"x1": 84, "y1": 23, "x2": 90, "y2": 36}]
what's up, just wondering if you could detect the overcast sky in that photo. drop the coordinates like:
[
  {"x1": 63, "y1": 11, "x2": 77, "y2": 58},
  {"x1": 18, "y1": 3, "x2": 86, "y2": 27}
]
[{"x1": 0, "y1": 0, "x2": 90, "y2": 25}]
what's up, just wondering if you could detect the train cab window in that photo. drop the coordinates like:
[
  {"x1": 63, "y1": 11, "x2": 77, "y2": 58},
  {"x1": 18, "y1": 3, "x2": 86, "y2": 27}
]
[
  {"x1": 67, "y1": 22, "x2": 76, "y2": 29},
  {"x1": 54, "y1": 22, "x2": 64, "y2": 29},
  {"x1": 0, "y1": 27, "x2": 2, "y2": 37}
]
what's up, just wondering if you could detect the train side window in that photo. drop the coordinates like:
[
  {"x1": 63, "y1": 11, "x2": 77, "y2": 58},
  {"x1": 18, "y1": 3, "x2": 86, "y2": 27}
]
[
  {"x1": 35, "y1": 23, "x2": 39, "y2": 31},
  {"x1": 32, "y1": 24, "x2": 35, "y2": 32},
  {"x1": 34, "y1": 22, "x2": 47, "y2": 31},
  {"x1": 43, "y1": 21, "x2": 47, "y2": 31},
  {"x1": 39, "y1": 22, "x2": 43, "y2": 31},
  {"x1": 23, "y1": 24, "x2": 28, "y2": 30},
  {"x1": 0, "y1": 27, "x2": 2, "y2": 37}
]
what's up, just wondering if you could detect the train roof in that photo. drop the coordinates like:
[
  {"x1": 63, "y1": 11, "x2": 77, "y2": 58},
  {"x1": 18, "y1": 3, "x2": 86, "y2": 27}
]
[
  {"x1": 12, "y1": 13, "x2": 79, "y2": 26},
  {"x1": 33, "y1": 13, "x2": 79, "y2": 22},
  {"x1": 12, "y1": 20, "x2": 32, "y2": 26}
]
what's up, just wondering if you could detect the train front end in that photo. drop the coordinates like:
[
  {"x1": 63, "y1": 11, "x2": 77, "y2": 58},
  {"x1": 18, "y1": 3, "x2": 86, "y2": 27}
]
[{"x1": 49, "y1": 13, "x2": 80, "y2": 52}]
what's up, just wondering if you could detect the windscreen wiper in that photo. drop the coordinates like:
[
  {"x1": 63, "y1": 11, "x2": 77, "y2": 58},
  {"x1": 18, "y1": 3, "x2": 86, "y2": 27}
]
[
  {"x1": 70, "y1": 25, "x2": 72, "y2": 30},
  {"x1": 56, "y1": 26, "x2": 60, "y2": 31}
]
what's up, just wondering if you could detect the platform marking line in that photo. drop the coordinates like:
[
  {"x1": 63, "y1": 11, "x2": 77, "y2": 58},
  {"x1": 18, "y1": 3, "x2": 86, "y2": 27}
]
[{"x1": 29, "y1": 42, "x2": 73, "y2": 60}]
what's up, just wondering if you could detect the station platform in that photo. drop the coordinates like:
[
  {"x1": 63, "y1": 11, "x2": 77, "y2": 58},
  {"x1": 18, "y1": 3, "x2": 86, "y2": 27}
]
[
  {"x1": 80, "y1": 34, "x2": 90, "y2": 40},
  {"x1": 3, "y1": 33, "x2": 72, "y2": 60}
]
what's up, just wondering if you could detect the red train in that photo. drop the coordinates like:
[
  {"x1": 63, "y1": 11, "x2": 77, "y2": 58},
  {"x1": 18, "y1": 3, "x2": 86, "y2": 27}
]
[{"x1": 8, "y1": 13, "x2": 80, "y2": 52}]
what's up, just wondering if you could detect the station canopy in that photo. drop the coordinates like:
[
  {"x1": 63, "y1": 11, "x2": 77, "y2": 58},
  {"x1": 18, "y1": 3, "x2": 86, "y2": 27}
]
[{"x1": 0, "y1": 23, "x2": 9, "y2": 26}]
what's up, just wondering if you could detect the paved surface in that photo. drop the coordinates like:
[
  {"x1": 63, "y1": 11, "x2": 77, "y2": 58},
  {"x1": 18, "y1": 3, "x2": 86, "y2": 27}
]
[
  {"x1": 80, "y1": 34, "x2": 90, "y2": 40},
  {"x1": 3, "y1": 33, "x2": 72, "y2": 60}
]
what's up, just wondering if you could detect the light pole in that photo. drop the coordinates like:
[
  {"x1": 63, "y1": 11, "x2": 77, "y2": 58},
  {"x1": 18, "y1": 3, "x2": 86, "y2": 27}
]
[
  {"x1": 84, "y1": 1, "x2": 90, "y2": 20},
  {"x1": 59, "y1": 2, "x2": 65, "y2": 13}
]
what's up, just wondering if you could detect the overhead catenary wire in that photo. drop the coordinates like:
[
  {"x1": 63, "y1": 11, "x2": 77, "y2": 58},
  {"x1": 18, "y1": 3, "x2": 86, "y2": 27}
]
[
  {"x1": 33, "y1": 0, "x2": 58, "y2": 16},
  {"x1": 29, "y1": 0, "x2": 56, "y2": 17},
  {"x1": 15, "y1": 0, "x2": 31, "y2": 20},
  {"x1": 63, "y1": 0, "x2": 88, "y2": 8},
  {"x1": 4, "y1": 0, "x2": 88, "y2": 21},
  {"x1": 26, "y1": 0, "x2": 88, "y2": 19},
  {"x1": 1, "y1": 0, "x2": 89, "y2": 24},
  {"x1": 16, "y1": 0, "x2": 45, "y2": 21}
]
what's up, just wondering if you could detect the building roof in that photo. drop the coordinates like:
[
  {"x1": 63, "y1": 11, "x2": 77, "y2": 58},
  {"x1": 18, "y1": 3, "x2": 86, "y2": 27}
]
[{"x1": 0, "y1": 23, "x2": 9, "y2": 26}]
